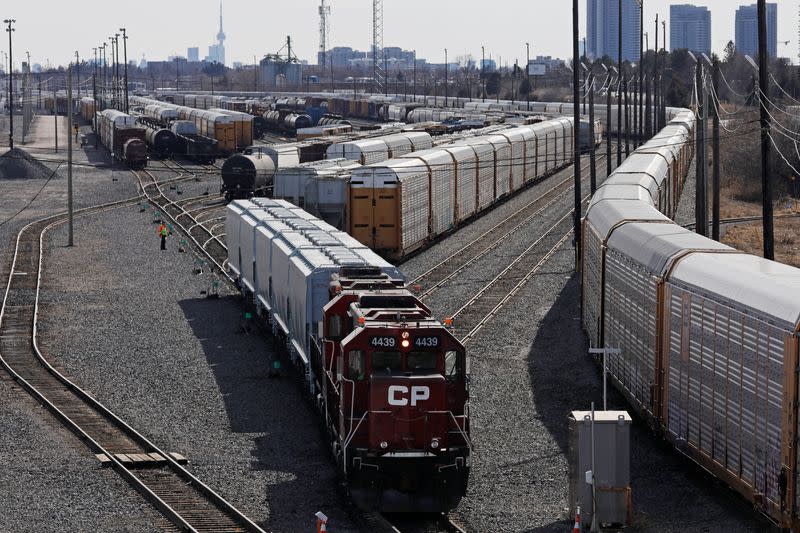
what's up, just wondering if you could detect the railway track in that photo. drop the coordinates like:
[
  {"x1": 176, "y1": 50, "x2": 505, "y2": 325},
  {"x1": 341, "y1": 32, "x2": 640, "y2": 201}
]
[
  {"x1": 411, "y1": 154, "x2": 607, "y2": 300},
  {"x1": 0, "y1": 200, "x2": 264, "y2": 532},
  {"x1": 440, "y1": 155, "x2": 611, "y2": 343},
  {"x1": 133, "y1": 169, "x2": 231, "y2": 279}
]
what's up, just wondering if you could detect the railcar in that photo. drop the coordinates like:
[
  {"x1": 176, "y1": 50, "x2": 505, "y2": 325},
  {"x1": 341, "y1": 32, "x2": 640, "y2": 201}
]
[
  {"x1": 225, "y1": 199, "x2": 471, "y2": 512},
  {"x1": 220, "y1": 153, "x2": 276, "y2": 200},
  {"x1": 142, "y1": 123, "x2": 177, "y2": 158},
  {"x1": 171, "y1": 120, "x2": 218, "y2": 163},
  {"x1": 579, "y1": 106, "x2": 800, "y2": 531},
  {"x1": 96, "y1": 109, "x2": 147, "y2": 168},
  {"x1": 348, "y1": 118, "x2": 576, "y2": 259}
]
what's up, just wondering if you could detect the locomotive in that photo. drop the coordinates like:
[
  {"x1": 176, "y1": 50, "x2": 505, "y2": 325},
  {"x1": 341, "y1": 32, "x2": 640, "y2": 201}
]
[{"x1": 226, "y1": 199, "x2": 471, "y2": 512}]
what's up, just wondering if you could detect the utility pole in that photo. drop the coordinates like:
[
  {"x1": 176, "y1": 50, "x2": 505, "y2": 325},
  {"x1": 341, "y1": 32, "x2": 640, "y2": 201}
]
[
  {"x1": 92, "y1": 47, "x2": 98, "y2": 141},
  {"x1": 444, "y1": 48, "x2": 448, "y2": 107},
  {"x1": 114, "y1": 33, "x2": 120, "y2": 109},
  {"x1": 644, "y1": 32, "x2": 651, "y2": 139},
  {"x1": 572, "y1": 0, "x2": 582, "y2": 268},
  {"x1": 75, "y1": 51, "x2": 80, "y2": 99},
  {"x1": 661, "y1": 20, "x2": 666, "y2": 129},
  {"x1": 413, "y1": 50, "x2": 417, "y2": 100},
  {"x1": 4, "y1": 18, "x2": 15, "y2": 149},
  {"x1": 694, "y1": 60, "x2": 706, "y2": 237},
  {"x1": 67, "y1": 64, "x2": 74, "y2": 247},
  {"x1": 653, "y1": 15, "x2": 659, "y2": 138},
  {"x1": 607, "y1": 69, "x2": 613, "y2": 177},
  {"x1": 757, "y1": 0, "x2": 774, "y2": 259},
  {"x1": 481, "y1": 46, "x2": 486, "y2": 102},
  {"x1": 526, "y1": 42, "x2": 530, "y2": 111},
  {"x1": 589, "y1": 70, "x2": 597, "y2": 193},
  {"x1": 120, "y1": 28, "x2": 129, "y2": 113},
  {"x1": 624, "y1": 76, "x2": 630, "y2": 157},
  {"x1": 636, "y1": 0, "x2": 643, "y2": 147},
  {"x1": 712, "y1": 57, "x2": 721, "y2": 241},
  {"x1": 617, "y1": 0, "x2": 622, "y2": 167}
]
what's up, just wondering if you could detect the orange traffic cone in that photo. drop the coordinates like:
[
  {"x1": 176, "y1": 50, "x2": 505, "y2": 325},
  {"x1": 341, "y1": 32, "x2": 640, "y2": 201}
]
[
  {"x1": 315, "y1": 511, "x2": 328, "y2": 533},
  {"x1": 572, "y1": 505, "x2": 581, "y2": 533}
]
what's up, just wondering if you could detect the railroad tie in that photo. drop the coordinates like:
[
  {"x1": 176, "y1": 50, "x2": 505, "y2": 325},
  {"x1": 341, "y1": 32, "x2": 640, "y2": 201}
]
[{"x1": 95, "y1": 452, "x2": 188, "y2": 468}]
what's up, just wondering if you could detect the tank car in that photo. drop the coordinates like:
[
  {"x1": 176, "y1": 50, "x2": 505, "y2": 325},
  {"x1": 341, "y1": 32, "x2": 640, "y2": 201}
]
[
  {"x1": 225, "y1": 200, "x2": 471, "y2": 513},
  {"x1": 283, "y1": 113, "x2": 312, "y2": 132},
  {"x1": 220, "y1": 153, "x2": 276, "y2": 200},
  {"x1": 143, "y1": 124, "x2": 177, "y2": 158}
]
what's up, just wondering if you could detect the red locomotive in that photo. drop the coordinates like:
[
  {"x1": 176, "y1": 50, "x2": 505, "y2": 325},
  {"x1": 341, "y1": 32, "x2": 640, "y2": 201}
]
[{"x1": 311, "y1": 267, "x2": 471, "y2": 512}]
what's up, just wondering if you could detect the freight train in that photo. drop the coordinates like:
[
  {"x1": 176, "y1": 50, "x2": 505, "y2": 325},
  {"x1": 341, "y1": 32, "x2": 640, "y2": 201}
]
[
  {"x1": 349, "y1": 118, "x2": 576, "y2": 258},
  {"x1": 226, "y1": 199, "x2": 470, "y2": 512},
  {"x1": 131, "y1": 98, "x2": 220, "y2": 161},
  {"x1": 580, "y1": 106, "x2": 800, "y2": 531},
  {"x1": 95, "y1": 109, "x2": 148, "y2": 167}
]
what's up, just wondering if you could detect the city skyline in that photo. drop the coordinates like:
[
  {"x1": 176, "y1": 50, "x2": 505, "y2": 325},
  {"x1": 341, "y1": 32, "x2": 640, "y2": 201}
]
[{"x1": 1, "y1": 0, "x2": 798, "y2": 71}]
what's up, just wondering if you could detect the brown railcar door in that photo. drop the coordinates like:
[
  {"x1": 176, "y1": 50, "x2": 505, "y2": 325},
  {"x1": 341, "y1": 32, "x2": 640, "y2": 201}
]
[
  {"x1": 349, "y1": 181, "x2": 375, "y2": 249},
  {"x1": 373, "y1": 185, "x2": 399, "y2": 251}
]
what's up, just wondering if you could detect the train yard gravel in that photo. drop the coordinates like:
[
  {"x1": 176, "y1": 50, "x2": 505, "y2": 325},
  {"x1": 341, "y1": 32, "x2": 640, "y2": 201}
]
[
  {"x1": 38, "y1": 202, "x2": 358, "y2": 532},
  {"x1": 0, "y1": 118, "x2": 164, "y2": 531}
]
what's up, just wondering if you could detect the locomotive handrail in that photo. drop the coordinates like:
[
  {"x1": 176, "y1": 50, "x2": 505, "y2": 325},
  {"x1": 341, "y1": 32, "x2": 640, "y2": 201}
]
[
  {"x1": 342, "y1": 411, "x2": 368, "y2": 476},
  {"x1": 428, "y1": 410, "x2": 474, "y2": 452}
]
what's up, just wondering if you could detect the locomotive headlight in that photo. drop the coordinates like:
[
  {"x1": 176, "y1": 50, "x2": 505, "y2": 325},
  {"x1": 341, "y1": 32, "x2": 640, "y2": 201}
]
[
  {"x1": 401, "y1": 331, "x2": 410, "y2": 339},
  {"x1": 430, "y1": 438, "x2": 440, "y2": 449},
  {"x1": 401, "y1": 339, "x2": 410, "y2": 348},
  {"x1": 380, "y1": 441, "x2": 388, "y2": 449}
]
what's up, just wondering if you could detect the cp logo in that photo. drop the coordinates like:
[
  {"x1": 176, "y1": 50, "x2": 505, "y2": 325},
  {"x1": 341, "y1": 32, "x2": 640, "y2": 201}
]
[{"x1": 388, "y1": 385, "x2": 430, "y2": 406}]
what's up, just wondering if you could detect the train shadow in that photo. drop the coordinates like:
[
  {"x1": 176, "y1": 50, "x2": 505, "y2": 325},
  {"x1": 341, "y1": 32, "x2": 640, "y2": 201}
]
[
  {"x1": 177, "y1": 296, "x2": 353, "y2": 531},
  {"x1": 526, "y1": 274, "x2": 778, "y2": 532}
]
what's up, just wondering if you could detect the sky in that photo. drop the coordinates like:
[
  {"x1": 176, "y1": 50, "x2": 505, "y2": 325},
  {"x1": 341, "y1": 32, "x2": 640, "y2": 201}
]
[{"x1": 3, "y1": 0, "x2": 800, "y2": 69}]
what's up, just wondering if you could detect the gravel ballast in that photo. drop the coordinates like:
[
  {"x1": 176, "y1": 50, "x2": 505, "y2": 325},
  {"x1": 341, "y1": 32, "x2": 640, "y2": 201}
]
[
  {"x1": 38, "y1": 203, "x2": 357, "y2": 532},
  {"x1": 0, "y1": 116, "x2": 169, "y2": 531}
]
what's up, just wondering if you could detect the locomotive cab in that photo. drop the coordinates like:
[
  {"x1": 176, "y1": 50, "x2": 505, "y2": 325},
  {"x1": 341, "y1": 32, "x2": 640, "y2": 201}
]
[{"x1": 321, "y1": 276, "x2": 470, "y2": 512}]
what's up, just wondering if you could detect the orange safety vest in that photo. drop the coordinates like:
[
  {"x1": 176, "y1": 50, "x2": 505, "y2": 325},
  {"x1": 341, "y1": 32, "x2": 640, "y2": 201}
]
[{"x1": 159, "y1": 225, "x2": 168, "y2": 237}]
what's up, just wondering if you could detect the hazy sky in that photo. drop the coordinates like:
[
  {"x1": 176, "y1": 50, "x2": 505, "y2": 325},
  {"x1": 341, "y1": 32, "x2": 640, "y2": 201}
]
[{"x1": 4, "y1": 0, "x2": 800, "y2": 69}]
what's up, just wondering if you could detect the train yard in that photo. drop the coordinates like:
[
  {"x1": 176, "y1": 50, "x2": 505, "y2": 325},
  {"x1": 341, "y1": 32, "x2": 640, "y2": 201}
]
[{"x1": 0, "y1": 86, "x2": 791, "y2": 533}]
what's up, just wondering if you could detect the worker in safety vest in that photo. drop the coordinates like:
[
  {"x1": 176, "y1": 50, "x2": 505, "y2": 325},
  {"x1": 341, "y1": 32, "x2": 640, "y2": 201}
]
[{"x1": 158, "y1": 223, "x2": 168, "y2": 250}]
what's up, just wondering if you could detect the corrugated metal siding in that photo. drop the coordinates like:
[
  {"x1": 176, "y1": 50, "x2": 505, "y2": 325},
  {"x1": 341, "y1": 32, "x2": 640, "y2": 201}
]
[
  {"x1": 665, "y1": 282, "x2": 787, "y2": 510},
  {"x1": 582, "y1": 223, "x2": 604, "y2": 348},
  {"x1": 604, "y1": 249, "x2": 658, "y2": 417},
  {"x1": 400, "y1": 174, "x2": 429, "y2": 252},
  {"x1": 431, "y1": 162, "x2": 456, "y2": 235}
]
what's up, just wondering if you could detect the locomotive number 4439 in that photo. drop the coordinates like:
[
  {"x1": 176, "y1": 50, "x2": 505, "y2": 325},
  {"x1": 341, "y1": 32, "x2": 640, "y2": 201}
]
[
  {"x1": 414, "y1": 336, "x2": 439, "y2": 348},
  {"x1": 370, "y1": 336, "x2": 397, "y2": 348}
]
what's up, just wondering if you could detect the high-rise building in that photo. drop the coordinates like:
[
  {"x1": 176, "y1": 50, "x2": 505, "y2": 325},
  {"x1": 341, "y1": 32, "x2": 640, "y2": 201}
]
[
  {"x1": 670, "y1": 5, "x2": 711, "y2": 55},
  {"x1": 735, "y1": 3, "x2": 777, "y2": 58},
  {"x1": 586, "y1": 0, "x2": 642, "y2": 62},
  {"x1": 187, "y1": 47, "x2": 199, "y2": 62}
]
